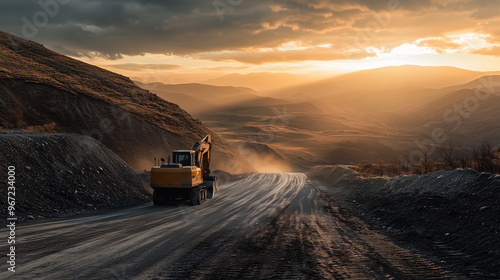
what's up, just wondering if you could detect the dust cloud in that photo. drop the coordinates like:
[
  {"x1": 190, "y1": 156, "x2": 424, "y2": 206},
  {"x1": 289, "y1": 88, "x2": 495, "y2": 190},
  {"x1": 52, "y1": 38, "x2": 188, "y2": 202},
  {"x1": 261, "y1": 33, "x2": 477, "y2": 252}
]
[{"x1": 248, "y1": 153, "x2": 293, "y2": 173}]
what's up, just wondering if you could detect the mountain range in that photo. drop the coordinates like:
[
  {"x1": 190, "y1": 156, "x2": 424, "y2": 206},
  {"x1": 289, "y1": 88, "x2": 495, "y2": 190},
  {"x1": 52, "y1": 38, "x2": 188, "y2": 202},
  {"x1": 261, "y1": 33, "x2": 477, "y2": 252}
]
[
  {"x1": 2, "y1": 29, "x2": 499, "y2": 171},
  {"x1": 140, "y1": 66, "x2": 500, "y2": 168}
]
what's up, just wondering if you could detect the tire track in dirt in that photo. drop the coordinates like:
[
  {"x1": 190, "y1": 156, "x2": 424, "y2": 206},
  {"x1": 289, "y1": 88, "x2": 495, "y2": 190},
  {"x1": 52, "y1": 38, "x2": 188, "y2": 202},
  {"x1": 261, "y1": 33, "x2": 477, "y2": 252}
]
[
  {"x1": 183, "y1": 182, "x2": 467, "y2": 280},
  {"x1": 0, "y1": 173, "x2": 305, "y2": 280},
  {"x1": 1, "y1": 174, "x2": 467, "y2": 279}
]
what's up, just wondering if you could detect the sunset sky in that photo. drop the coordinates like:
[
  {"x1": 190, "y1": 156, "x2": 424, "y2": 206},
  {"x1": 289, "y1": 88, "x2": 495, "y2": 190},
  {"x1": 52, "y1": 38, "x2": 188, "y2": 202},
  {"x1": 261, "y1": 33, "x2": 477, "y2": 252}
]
[{"x1": 1, "y1": 0, "x2": 500, "y2": 83}]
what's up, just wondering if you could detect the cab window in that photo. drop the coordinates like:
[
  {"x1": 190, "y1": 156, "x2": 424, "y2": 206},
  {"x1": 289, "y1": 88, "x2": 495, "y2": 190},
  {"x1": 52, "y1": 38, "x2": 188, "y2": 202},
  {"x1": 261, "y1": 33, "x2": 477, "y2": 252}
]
[{"x1": 174, "y1": 152, "x2": 192, "y2": 166}]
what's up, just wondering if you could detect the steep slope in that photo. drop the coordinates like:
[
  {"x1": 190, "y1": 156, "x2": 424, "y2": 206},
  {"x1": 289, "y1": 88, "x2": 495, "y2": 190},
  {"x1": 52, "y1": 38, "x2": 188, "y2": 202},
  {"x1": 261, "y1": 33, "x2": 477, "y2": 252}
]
[{"x1": 0, "y1": 31, "x2": 249, "y2": 171}]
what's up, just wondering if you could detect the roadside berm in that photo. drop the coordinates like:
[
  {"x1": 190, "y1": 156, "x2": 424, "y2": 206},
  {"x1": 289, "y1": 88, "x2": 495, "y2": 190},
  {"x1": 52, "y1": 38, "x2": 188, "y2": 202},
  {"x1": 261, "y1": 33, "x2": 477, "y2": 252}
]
[
  {"x1": 0, "y1": 130, "x2": 150, "y2": 221},
  {"x1": 309, "y1": 165, "x2": 500, "y2": 279}
]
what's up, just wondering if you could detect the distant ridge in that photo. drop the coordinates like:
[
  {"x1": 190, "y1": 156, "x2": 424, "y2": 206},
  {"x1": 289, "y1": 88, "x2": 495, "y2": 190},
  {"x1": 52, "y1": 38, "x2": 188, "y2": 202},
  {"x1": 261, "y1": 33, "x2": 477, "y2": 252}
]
[
  {"x1": 203, "y1": 72, "x2": 321, "y2": 92},
  {"x1": 265, "y1": 65, "x2": 500, "y2": 97},
  {"x1": 135, "y1": 81, "x2": 267, "y2": 115}
]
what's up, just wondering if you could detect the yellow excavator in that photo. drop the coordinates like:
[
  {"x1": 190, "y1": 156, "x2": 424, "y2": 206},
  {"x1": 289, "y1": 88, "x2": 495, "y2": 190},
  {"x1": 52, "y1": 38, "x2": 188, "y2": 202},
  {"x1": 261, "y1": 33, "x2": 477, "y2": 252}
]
[{"x1": 150, "y1": 135, "x2": 218, "y2": 205}]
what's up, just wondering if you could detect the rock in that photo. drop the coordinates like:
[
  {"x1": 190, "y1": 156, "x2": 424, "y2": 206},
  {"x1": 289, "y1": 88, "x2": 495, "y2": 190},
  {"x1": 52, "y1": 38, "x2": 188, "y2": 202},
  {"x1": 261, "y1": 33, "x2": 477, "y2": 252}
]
[
  {"x1": 479, "y1": 206, "x2": 489, "y2": 211},
  {"x1": 479, "y1": 173, "x2": 492, "y2": 180}
]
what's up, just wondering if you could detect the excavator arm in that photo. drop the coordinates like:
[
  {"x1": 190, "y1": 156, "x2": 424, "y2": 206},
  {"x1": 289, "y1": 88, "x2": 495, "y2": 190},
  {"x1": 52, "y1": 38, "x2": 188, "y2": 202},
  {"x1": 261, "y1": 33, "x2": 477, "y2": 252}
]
[{"x1": 191, "y1": 135, "x2": 212, "y2": 179}]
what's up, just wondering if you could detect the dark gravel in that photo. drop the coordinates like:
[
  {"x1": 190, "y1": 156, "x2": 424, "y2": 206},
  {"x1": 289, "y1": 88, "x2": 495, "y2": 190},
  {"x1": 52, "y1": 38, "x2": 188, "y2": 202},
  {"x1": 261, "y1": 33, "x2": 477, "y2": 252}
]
[
  {"x1": 309, "y1": 165, "x2": 500, "y2": 279},
  {"x1": 0, "y1": 130, "x2": 151, "y2": 221}
]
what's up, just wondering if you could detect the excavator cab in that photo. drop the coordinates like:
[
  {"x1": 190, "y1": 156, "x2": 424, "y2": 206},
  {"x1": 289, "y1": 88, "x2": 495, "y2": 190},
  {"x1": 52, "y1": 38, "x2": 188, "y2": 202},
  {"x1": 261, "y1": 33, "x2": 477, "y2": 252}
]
[{"x1": 173, "y1": 150, "x2": 195, "y2": 167}]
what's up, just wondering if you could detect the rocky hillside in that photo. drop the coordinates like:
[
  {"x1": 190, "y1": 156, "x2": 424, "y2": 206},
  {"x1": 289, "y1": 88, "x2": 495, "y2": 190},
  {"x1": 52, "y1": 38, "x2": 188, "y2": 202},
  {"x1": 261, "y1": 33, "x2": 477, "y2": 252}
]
[
  {"x1": 0, "y1": 31, "x2": 249, "y2": 171},
  {"x1": 0, "y1": 130, "x2": 150, "y2": 221}
]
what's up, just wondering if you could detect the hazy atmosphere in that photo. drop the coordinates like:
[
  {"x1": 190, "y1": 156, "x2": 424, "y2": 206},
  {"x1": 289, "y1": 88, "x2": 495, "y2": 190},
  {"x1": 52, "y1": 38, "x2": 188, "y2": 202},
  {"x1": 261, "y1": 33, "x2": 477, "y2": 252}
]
[
  {"x1": 2, "y1": 0, "x2": 500, "y2": 84},
  {"x1": 1, "y1": 1, "x2": 499, "y2": 279}
]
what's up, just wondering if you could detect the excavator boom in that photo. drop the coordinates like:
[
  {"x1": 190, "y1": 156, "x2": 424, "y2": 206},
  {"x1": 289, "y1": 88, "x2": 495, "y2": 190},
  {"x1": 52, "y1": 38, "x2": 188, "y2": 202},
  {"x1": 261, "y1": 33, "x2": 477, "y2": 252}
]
[{"x1": 191, "y1": 134, "x2": 212, "y2": 179}]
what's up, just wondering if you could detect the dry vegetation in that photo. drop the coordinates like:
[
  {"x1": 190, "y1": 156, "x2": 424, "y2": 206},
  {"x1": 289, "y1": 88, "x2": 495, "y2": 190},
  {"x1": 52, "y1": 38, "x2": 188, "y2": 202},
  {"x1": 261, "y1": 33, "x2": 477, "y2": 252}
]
[
  {"x1": 0, "y1": 108, "x2": 57, "y2": 133},
  {"x1": 354, "y1": 141, "x2": 500, "y2": 177}
]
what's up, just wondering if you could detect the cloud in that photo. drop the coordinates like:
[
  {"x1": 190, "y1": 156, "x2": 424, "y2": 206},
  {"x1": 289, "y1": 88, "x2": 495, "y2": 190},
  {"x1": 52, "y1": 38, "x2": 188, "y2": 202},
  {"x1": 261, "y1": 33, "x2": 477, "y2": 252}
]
[
  {"x1": 0, "y1": 0, "x2": 498, "y2": 64},
  {"x1": 389, "y1": 43, "x2": 438, "y2": 56},
  {"x1": 105, "y1": 63, "x2": 181, "y2": 71},
  {"x1": 468, "y1": 0, "x2": 500, "y2": 19},
  {"x1": 474, "y1": 46, "x2": 500, "y2": 56},
  {"x1": 416, "y1": 38, "x2": 463, "y2": 51},
  {"x1": 197, "y1": 44, "x2": 373, "y2": 64}
]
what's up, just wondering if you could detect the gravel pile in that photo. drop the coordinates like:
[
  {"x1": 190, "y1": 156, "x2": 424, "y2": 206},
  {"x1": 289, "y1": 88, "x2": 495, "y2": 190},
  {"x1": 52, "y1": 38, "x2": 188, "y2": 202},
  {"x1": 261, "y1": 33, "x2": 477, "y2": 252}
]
[
  {"x1": 309, "y1": 165, "x2": 500, "y2": 278},
  {"x1": 0, "y1": 130, "x2": 150, "y2": 221}
]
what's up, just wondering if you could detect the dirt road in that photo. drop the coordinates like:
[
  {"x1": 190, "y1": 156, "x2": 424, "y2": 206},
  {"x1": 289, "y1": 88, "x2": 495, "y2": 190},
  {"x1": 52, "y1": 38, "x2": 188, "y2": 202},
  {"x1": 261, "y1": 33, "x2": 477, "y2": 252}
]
[{"x1": 2, "y1": 174, "x2": 465, "y2": 279}]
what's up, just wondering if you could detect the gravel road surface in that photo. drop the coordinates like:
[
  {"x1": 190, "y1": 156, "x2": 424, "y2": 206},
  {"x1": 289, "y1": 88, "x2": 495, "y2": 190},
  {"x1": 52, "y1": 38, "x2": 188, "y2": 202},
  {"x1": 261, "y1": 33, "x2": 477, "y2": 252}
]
[{"x1": 2, "y1": 173, "x2": 465, "y2": 279}]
